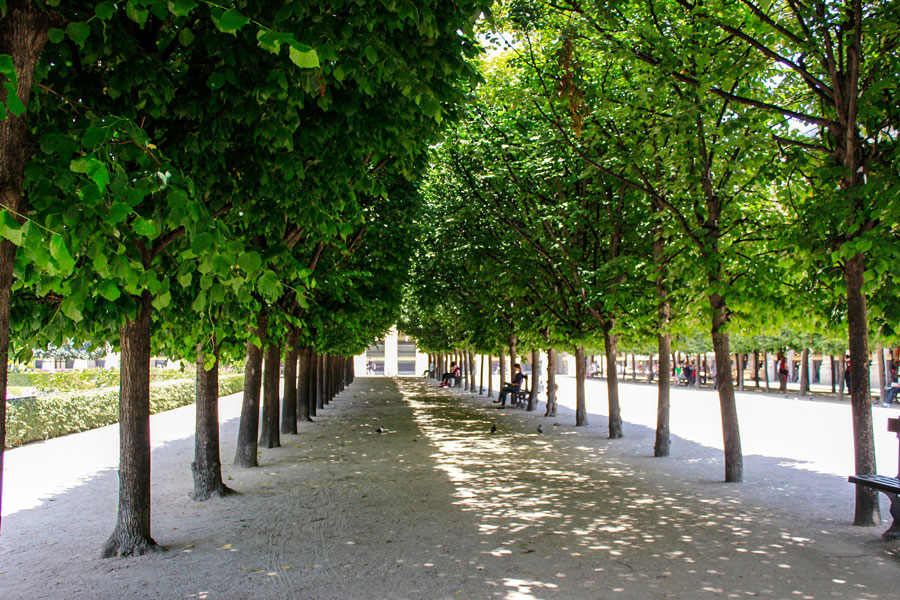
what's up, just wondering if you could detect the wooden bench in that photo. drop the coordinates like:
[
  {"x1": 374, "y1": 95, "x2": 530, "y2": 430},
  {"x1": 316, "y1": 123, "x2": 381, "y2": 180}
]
[
  {"x1": 511, "y1": 375, "x2": 529, "y2": 409},
  {"x1": 848, "y1": 417, "x2": 900, "y2": 539}
]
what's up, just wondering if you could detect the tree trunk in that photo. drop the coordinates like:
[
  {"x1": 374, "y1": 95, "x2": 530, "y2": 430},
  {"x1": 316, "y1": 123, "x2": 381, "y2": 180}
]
[
  {"x1": 655, "y1": 332, "x2": 671, "y2": 457},
  {"x1": 317, "y1": 353, "x2": 325, "y2": 409},
  {"x1": 710, "y1": 294, "x2": 742, "y2": 483},
  {"x1": 508, "y1": 334, "x2": 517, "y2": 382},
  {"x1": 876, "y1": 343, "x2": 886, "y2": 397},
  {"x1": 575, "y1": 345, "x2": 588, "y2": 426},
  {"x1": 498, "y1": 352, "x2": 506, "y2": 388},
  {"x1": 191, "y1": 344, "x2": 233, "y2": 501},
  {"x1": 545, "y1": 348, "x2": 558, "y2": 417},
  {"x1": 527, "y1": 348, "x2": 539, "y2": 411},
  {"x1": 837, "y1": 356, "x2": 847, "y2": 401},
  {"x1": 830, "y1": 354, "x2": 836, "y2": 393},
  {"x1": 281, "y1": 328, "x2": 299, "y2": 434},
  {"x1": 487, "y1": 354, "x2": 493, "y2": 397},
  {"x1": 695, "y1": 353, "x2": 702, "y2": 389},
  {"x1": 764, "y1": 350, "x2": 770, "y2": 393},
  {"x1": 102, "y1": 292, "x2": 160, "y2": 557},
  {"x1": 845, "y1": 252, "x2": 879, "y2": 525},
  {"x1": 0, "y1": 0, "x2": 51, "y2": 540},
  {"x1": 308, "y1": 350, "x2": 318, "y2": 418},
  {"x1": 479, "y1": 353, "x2": 484, "y2": 394},
  {"x1": 799, "y1": 348, "x2": 810, "y2": 396},
  {"x1": 736, "y1": 353, "x2": 744, "y2": 391},
  {"x1": 753, "y1": 351, "x2": 760, "y2": 388},
  {"x1": 259, "y1": 342, "x2": 281, "y2": 449},
  {"x1": 631, "y1": 353, "x2": 636, "y2": 381},
  {"x1": 469, "y1": 351, "x2": 475, "y2": 392},
  {"x1": 602, "y1": 323, "x2": 623, "y2": 438},
  {"x1": 234, "y1": 309, "x2": 268, "y2": 468},
  {"x1": 298, "y1": 346, "x2": 312, "y2": 422},
  {"x1": 654, "y1": 214, "x2": 671, "y2": 456}
]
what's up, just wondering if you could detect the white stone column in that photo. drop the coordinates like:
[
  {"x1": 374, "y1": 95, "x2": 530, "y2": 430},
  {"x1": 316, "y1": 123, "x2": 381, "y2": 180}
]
[
  {"x1": 820, "y1": 355, "x2": 833, "y2": 386},
  {"x1": 354, "y1": 353, "x2": 367, "y2": 376},
  {"x1": 384, "y1": 326, "x2": 399, "y2": 376}
]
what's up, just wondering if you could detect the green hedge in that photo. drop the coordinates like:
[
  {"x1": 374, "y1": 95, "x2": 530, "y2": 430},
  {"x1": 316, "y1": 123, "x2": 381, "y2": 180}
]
[{"x1": 5, "y1": 373, "x2": 244, "y2": 449}]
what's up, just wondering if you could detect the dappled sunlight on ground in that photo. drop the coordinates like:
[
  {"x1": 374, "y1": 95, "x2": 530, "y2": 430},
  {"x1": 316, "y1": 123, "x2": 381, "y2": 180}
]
[{"x1": 400, "y1": 377, "x2": 898, "y2": 598}]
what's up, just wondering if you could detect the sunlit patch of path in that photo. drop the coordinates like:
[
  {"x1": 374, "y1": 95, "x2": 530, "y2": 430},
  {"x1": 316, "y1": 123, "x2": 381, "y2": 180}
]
[{"x1": 401, "y1": 377, "x2": 900, "y2": 599}]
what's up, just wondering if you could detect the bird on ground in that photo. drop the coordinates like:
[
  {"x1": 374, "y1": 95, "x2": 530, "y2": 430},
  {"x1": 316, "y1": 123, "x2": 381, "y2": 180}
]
[
  {"x1": 375, "y1": 426, "x2": 384, "y2": 433},
  {"x1": 490, "y1": 424, "x2": 497, "y2": 434},
  {"x1": 537, "y1": 424, "x2": 543, "y2": 434}
]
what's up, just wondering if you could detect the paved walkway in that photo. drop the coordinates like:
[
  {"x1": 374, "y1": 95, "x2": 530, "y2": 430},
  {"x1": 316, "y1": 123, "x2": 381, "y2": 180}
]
[{"x1": 1, "y1": 376, "x2": 898, "y2": 599}]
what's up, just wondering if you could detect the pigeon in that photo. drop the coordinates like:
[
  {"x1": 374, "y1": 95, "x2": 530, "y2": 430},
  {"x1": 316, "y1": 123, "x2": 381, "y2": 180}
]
[
  {"x1": 537, "y1": 424, "x2": 543, "y2": 434},
  {"x1": 375, "y1": 426, "x2": 384, "y2": 434},
  {"x1": 490, "y1": 424, "x2": 497, "y2": 434}
]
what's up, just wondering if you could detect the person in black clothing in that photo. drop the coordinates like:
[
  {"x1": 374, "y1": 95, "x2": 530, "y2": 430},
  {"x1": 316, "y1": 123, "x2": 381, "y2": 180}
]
[
  {"x1": 494, "y1": 363, "x2": 524, "y2": 408},
  {"x1": 441, "y1": 362, "x2": 459, "y2": 387}
]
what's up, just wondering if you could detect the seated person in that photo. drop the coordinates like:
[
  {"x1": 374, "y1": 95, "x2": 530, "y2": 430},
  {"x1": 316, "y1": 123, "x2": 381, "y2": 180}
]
[
  {"x1": 441, "y1": 363, "x2": 459, "y2": 387},
  {"x1": 494, "y1": 363, "x2": 524, "y2": 408},
  {"x1": 882, "y1": 379, "x2": 900, "y2": 407}
]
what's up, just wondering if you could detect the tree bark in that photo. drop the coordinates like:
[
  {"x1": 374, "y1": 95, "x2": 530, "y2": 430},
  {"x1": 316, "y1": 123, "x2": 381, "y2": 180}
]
[
  {"x1": 259, "y1": 342, "x2": 281, "y2": 449},
  {"x1": 234, "y1": 309, "x2": 268, "y2": 468},
  {"x1": 710, "y1": 294, "x2": 742, "y2": 482},
  {"x1": 528, "y1": 347, "x2": 539, "y2": 411},
  {"x1": 655, "y1": 332, "x2": 671, "y2": 457},
  {"x1": 102, "y1": 291, "x2": 160, "y2": 557},
  {"x1": 575, "y1": 345, "x2": 587, "y2": 426},
  {"x1": 799, "y1": 348, "x2": 810, "y2": 396},
  {"x1": 764, "y1": 350, "x2": 770, "y2": 393},
  {"x1": 191, "y1": 344, "x2": 233, "y2": 501},
  {"x1": 508, "y1": 334, "x2": 517, "y2": 381},
  {"x1": 308, "y1": 350, "x2": 318, "y2": 418},
  {"x1": 602, "y1": 323, "x2": 623, "y2": 438},
  {"x1": 498, "y1": 352, "x2": 506, "y2": 388},
  {"x1": 0, "y1": 0, "x2": 52, "y2": 540},
  {"x1": 487, "y1": 354, "x2": 493, "y2": 397},
  {"x1": 753, "y1": 351, "x2": 760, "y2": 388},
  {"x1": 545, "y1": 348, "x2": 558, "y2": 417},
  {"x1": 281, "y1": 328, "x2": 299, "y2": 434},
  {"x1": 469, "y1": 351, "x2": 475, "y2": 392},
  {"x1": 654, "y1": 217, "x2": 671, "y2": 456},
  {"x1": 316, "y1": 354, "x2": 325, "y2": 409},
  {"x1": 845, "y1": 252, "x2": 879, "y2": 525},
  {"x1": 479, "y1": 354, "x2": 484, "y2": 394},
  {"x1": 876, "y1": 343, "x2": 886, "y2": 397}
]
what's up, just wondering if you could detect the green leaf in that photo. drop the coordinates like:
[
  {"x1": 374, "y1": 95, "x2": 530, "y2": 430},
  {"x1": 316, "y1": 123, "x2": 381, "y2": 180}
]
[
  {"x1": 214, "y1": 8, "x2": 250, "y2": 35},
  {"x1": 95, "y1": 2, "x2": 116, "y2": 19},
  {"x1": 0, "y1": 209, "x2": 23, "y2": 245},
  {"x1": 61, "y1": 298, "x2": 83, "y2": 323},
  {"x1": 133, "y1": 217, "x2": 158, "y2": 238},
  {"x1": 107, "y1": 202, "x2": 131, "y2": 224},
  {"x1": 126, "y1": 0, "x2": 149, "y2": 24},
  {"x1": 81, "y1": 126, "x2": 108, "y2": 148},
  {"x1": 207, "y1": 72, "x2": 226, "y2": 90},
  {"x1": 192, "y1": 232, "x2": 214, "y2": 255},
  {"x1": 177, "y1": 271, "x2": 192, "y2": 288},
  {"x1": 168, "y1": 0, "x2": 197, "y2": 17},
  {"x1": 98, "y1": 279, "x2": 121, "y2": 301},
  {"x1": 152, "y1": 290, "x2": 171, "y2": 310},
  {"x1": 237, "y1": 251, "x2": 262, "y2": 273},
  {"x1": 257, "y1": 30, "x2": 283, "y2": 54},
  {"x1": 178, "y1": 28, "x2": 195, "y2": 47},
  {"x1": 258, "y1": 270, "x2": 282, "y2": 301},
  {"x1": 3, "y1": 81, "x2": 25, "y2": 116},
  {"x1": 49, "y1": 235, "x2": 76, "y2": 273},
  {"x1": 47, "y1": 28, "x2": 65, "y2": 44},
  {"x1": 66, "y1": 22, "x2": 91, "y2": 46},
  {"x1": 287, "y1": 41, "x2": 319, "y2": 69}
]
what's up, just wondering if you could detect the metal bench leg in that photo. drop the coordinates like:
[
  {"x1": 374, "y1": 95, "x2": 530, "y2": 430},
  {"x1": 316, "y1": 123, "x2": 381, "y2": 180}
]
[{"x1": 884, "y1": 492, "x2": 900, "y2": 540}]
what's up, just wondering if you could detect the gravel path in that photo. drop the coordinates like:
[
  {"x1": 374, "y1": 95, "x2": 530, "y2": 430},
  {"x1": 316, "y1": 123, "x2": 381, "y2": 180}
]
[{"x1": 1, "y1": 376, "x2": 898, "y2": 599}]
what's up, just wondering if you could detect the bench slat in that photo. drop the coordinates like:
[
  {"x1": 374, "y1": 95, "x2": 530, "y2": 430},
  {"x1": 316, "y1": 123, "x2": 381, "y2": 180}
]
[{"x1": 848, "y1": 474, "x2": 900, "y2": 494}]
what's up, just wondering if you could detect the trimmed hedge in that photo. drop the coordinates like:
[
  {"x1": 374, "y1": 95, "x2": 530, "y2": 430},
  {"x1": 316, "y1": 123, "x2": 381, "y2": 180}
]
[{"x1": 5, "y1": 373, "x2": 245, "y2": 449}]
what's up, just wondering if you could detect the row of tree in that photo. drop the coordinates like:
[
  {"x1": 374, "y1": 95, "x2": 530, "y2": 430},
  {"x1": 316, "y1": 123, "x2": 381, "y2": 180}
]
[
  {"x1": 0, "y1": 0, "x2": 489, "y2": 556},
  {"x1": 401, "y1": 0, "x2": 899, "y2": 528}
]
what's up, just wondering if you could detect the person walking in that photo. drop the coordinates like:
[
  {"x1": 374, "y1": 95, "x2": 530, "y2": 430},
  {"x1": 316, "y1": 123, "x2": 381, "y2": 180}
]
[{"x1": 777, "y1": 353, "x2": 789, "y2": 392}]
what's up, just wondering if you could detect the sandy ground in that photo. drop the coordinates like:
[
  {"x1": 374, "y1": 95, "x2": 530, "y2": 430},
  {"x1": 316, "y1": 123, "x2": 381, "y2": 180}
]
[{"x1": 1, "y1": 376, "x2": 899, "y2": 599}]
